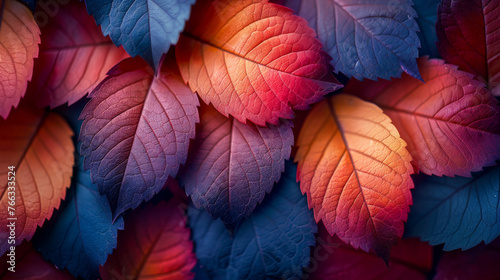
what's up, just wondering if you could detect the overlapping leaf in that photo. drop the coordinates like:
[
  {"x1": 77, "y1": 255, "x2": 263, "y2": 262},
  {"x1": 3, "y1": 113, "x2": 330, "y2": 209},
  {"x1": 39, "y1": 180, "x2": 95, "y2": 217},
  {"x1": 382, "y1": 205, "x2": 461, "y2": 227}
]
[
  {"x1": 0, "y1": 0, "x2": 40, "y2": 119},
  {"x1": 29, "y1": 0, "x2": 129, "y2": 109},
  {"x1": 80, "y1": 56, "x2": 199, "y2": 218},
  {"x1": 100, "y1": 199, "x2": 196, "y2": 280},
  {"x1": 85, "y1": 0, "x2": 195, "y2": 70},
  {"x1": 345, "y1": 57, "x2": 500, "y2": 177},
  {"x1": 295, "y1": 94, "x2": 414, "y2": 260},
  {"x1": 310, "y1": 224, "x2": 433, "y2": 280},
  {"x1": 33, "y1": 154, "x2": 124, "y2": 280},
  {"x1": 176, "y1": 0, "x2": 342, "y2": 126},
  {"x1": 283, "y1": 0, "x2": 421, "y2": 81},
  {"x1": 413, "y1": 0, "x2": 440, "y2": 57},
  {"x1": 405, "y1": 166, "x2": 500, "y2": 251},
  {"x1": 437, "y1": 0, "x2": 500, "y2": 95},
  {"x1": 434, "y1": 237, "x2": 500, "y2": 280},
  {"x1": 189, "y1": 161, "x2": 317, "y2": 279},
  {"x1": 179, "y1": 104, "x2": 293, "y2": 226},
  {"x1": 0, "y1": 242, "x2": 75, "y2": 279},
  {"x1": 0, "y1": 104, "x2": 74, "y2": 256},
  {"x1": 20, "y1": 0, "x2": 36, "y2": 12}
]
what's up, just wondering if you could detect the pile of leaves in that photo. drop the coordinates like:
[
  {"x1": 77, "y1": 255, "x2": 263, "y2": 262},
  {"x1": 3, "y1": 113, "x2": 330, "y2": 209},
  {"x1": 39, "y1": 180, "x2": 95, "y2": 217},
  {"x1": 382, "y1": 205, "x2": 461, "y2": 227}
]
[{"x1": 0, "y1": 0, "x2": 499, "y2": 279}]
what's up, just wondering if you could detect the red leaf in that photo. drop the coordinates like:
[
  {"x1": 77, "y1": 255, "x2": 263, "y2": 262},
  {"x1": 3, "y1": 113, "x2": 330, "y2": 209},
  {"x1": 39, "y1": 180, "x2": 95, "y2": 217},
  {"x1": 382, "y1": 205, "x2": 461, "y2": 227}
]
[
  {"x1": 0, "y1": 103, "x2": 74, "y2": 256},
  {"x1": 100, "y1": 199, "x2": 196, "y2": 280},
  {"x1": 436, "y1": 0, "x2": 500, "y2": 95},
  {"x1": 80, "y1": 56, "x2": 199, "y2": 218},
  {"x1": 309, "y1": 224, "x2": 433, "y2": 280},
  {"x1": 435, "y1": 237, "x2": 500, "y2": 280},
  {"x1": 345, "y1": 57, "x2": 500, "y2": 177},
  {"x1": 0, "y1": 0, "x2": 40, "y2": 119},
  {"x1": 175, "y1": 0, "x2": 342, "y2": 126},
  {"x1": 0, "y1": 242, "x2": 74, "y2": 279},
  {"x1": 295, "y1": 94, "x2": 414, "y2": 261},
  {"x1": 29, "y1": 0, "x2": 129, "y2": 108},
  {"x1": 179, "y1": 103, "x2": 293, "y2": 225}
]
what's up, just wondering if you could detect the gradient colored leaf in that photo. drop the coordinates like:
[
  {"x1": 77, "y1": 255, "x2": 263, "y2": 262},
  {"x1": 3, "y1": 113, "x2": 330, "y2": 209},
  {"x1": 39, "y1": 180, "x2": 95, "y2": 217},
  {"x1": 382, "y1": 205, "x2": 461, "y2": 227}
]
[
  {"x1": 0, "y1": 104, "x2": 74, "y2": 256},
  {"x1": 0, "y1": 0, "x2": 40, "y2": 119},
  {"x1": 33, "y1": 153, "x2": 125, "y2": 280},
  {"x1": 175, "y1": 0, "x2": 342, "y2": 126},
  {"x1": 405, "y1": 166, "x2": 500, "y2": 251},
  {"x1": 0, "y1": 242, "x2": 74, "y2": 279},
  {"x1": 29, "y1": 0, "x2": 129, "y2": 109},
  {"x1": 413, "y1": 0, "x2": 440, "y2": 58},
  {"x1": 179, "y1": 104, "x2": 293, "y2": 226},
  {"x1": 282, "y1": 0, "x2": 421, "y2": 81},
  {"x1": 85, "y1": 0, "x2": 195, "y2": 70},
  {"x1": 80, "y1": 56, "x2": 199, "y2": 218},
  {"x1": 309, "y1": 224, "x2": 433, "y2": 280},
  {"x1": 189, "y1": 161, "x2": 317, "y2": 279},
  {"x1": 434, "y1": 237, "x2": 500, "y2": 280},
  {"x1": 345, "y1": 57, "x2": 500, "y2": 177},
  {"x1": 99, "y1": 199, "x2": 196, "y2": 280},
  {"x1": 295, "y1": 94, "x2": 414, "y2": 260},
  {"x1": 436, "y1": 0, "x2": 500, "y2": 95}
]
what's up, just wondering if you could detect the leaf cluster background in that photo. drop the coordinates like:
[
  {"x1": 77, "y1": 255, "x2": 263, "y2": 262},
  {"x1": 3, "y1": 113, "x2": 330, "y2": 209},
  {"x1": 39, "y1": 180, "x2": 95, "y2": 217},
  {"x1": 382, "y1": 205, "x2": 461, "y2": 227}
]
[{"x1": 0, "y1": 0, "x2": 499, "y2": 279}]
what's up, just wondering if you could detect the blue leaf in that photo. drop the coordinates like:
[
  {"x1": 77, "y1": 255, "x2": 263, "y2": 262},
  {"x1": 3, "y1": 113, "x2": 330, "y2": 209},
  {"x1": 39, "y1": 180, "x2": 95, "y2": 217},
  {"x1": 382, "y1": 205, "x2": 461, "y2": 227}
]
[
  {"x1": 84, "y1": 0, "x2": 195, "y2": 70},
  {"x1": 283, "y1": 0, "x2": 422, "y2": 81},
  {"x1": 55, "y1": 96, "x2": 89, "y2": 137},
  {"x1": 413, "y1": 0, "x2": 440, "y2": 57},
  {"x1": 33, "y1": 155, "x2": 124, "y2": 280},
  {"x1": 189, "y1": 202, "x2": 232, "y2": 280},
  {"x1": 21, "y1": 0, "x2": 36, "y2": 12},
  {"x1": 189, "y1": 161, "x2": 317, "y2": 279},
  {"x1": 405, "y1": 166, "x2": 500, "y2": 251}
]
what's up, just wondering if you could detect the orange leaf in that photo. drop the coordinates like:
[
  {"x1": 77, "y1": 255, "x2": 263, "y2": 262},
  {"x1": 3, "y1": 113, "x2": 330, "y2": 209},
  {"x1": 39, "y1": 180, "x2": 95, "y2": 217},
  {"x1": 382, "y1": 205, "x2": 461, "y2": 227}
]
[
  {"x1": 0, "y1": 104, "x2": 74, "y2": 256},
  {"x1": 295, "y1": 94, "x2": 413, "y2": 261},
  {"x1": 0, "y1": 0, "x2": 40, "y2": 119},
  {"x1": 176, "y1": 0, "x2": 342, "y2": 126},
  {"x1": 100, "y1": 199, "x2": 196, "y2": 280},
  {"x1": 345, "y1": 57, "x2": 500, "y2": 177}
]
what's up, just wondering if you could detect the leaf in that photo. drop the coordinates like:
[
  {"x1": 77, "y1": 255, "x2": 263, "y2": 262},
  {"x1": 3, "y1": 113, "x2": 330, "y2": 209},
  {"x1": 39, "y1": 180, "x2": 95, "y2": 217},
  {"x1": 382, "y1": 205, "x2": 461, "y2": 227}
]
[
  {"x1": 29, "y1": 0, "x2": 129, "y2": 109},
  {"x1": 189, "y1": 203, "x2": 232, "y2": 280},
  {"x1": 53, "y1": 96, "x2": 89, "y2": 136},
  {"x1": 189, "y1": 161, "x2": 317, "y2": 279},
  {"x1": 175, "y1": 0, "x2": 342, "y2": 126},
  {"x1": 434, "y1": 237, "x2": 500, "y2": 280},
  {"x1": 0, "y1": 103, "x2": 74, "y2": 256},
  {"x1": 309, "y1": 224, "x2": 433, "y2": 280},
  {"x1": 85, "y1": 0, "x2": 195, "y2": 71},
  {"x1": 344, "y1": 57, "x2": 500, "y2": 177},
  {"x1": 295, "y1": 94, "x2": 414, "y2": 261},
  {"x1": 179, "y1": 103, "x2": 293, "y2": 226},
  {"x1": 20, "y1": 0, "x2": 36, "y2": 12},
  {"x1": 436, "y1": 0, "x2": 500, "y2": 95},
  {"x1": 282, "y1": 0, "x2": 422, "y2": 81},
  {"x1": 0, "y1": 0, "x2": 40, "y2": 119},
  {"x1": 405, "y1": 166, "x2": 500, "y2": 251},
  {"x1": 99, "y1": 199, "x2": 196, "y2": 280},
  {"x1": 413, "y1": 0, "x2": 440, "y2": 58},
  {"x1": 32, "y1": 153, "x2": 125, "y2": 280},
  {"x1": 79, "y1": 56, "x2": 199, "y2": 219},
  {"x1": 0, "y1": 242, "x2": 75, "y2": 279}
]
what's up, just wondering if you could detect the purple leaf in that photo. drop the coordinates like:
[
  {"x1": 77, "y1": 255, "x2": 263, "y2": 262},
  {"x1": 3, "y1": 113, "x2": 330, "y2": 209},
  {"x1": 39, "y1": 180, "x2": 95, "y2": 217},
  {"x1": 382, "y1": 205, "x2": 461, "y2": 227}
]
[
  {"x1": 179, "y1": 104, "x2": 293, "y2": 226},
  {"x1": 79, "y1": 55, "x2": 199, "y2": 219}
]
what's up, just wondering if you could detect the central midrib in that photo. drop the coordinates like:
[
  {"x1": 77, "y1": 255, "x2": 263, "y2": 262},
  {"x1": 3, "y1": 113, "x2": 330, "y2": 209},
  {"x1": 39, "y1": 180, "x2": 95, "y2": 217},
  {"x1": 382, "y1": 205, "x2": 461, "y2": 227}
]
[{"x1": 180, "y1": 31, "x2": 325, "y2": 81}]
